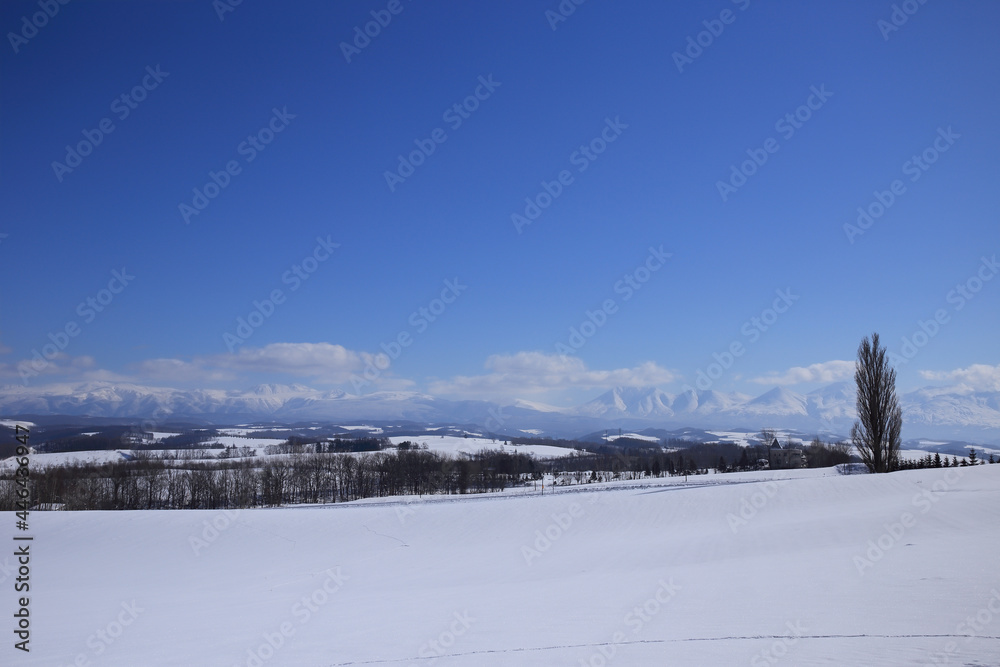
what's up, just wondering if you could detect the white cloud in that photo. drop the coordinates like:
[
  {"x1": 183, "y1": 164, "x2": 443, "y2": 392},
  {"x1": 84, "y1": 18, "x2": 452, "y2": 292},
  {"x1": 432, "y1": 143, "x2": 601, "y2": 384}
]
[
  {"x1": 0, "y1": 353, "x2": 131, "y2": 384},
  {"x1": 0, "y1": 342, "x2": 407, "y2": 391},
  {"x1": 486, "y1": 351, "x2": 587, "y2": 376},
  {"x1": 751, "y1": 360, "x2": 855, "y2": 385},
  {"x1": 919, "y1": 364, "x2": 1000, "y2": 392},
  {"x1": 133, "y1": 358, "x2": 236, "y2": 384},
  {"x1": 215, "y1": 343, "x2": 370, "y2": 379},
  {"x1": 429, "y1": 351, "x2": 676, "y2": 398},
  {"x1": 4, "y1": 345, "x2": 673, "y2": 400},
  {"x1": 136, "y1": 343, "x2": 377, "y2": 385}
]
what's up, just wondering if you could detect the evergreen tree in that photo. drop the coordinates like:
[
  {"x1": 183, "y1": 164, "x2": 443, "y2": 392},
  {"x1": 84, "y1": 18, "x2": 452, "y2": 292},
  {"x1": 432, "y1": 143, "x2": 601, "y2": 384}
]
[
  {"x1": 968, "y1": 448, "x2": 978, "y2": 465},
  {"x1": 934, "y1": 452, "x2": 942, "y2": 468}
]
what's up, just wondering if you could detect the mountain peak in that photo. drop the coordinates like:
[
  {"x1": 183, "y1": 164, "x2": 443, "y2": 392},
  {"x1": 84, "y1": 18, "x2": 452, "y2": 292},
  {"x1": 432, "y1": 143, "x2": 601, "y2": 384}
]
[
  {"x1": 577, "y1": 386, "x2": 673, "y2": 418},
  {"x1": 739, "y1": 387, "x2": 808, "y2": 415},
  {"x1": 250, "y1": 384, "x2": 313, "y2": 396}
]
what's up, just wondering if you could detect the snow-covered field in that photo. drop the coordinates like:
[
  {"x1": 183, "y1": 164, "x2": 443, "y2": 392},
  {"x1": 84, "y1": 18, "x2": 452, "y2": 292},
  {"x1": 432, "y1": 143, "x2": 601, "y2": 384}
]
[
  {"x1": 0, "y1": 419, "x2": 34, "y2": 429},
  {"x1": 0, "y1": 444, "x2": 282, "y2": 471},
  {"x1": 604, "y1": 432, "x2": 661, "y2": 443},
  {"x1": 337, "y1": 425, "x2": 384, "y2": 434},
  {"x1": 0, "y1": 435, "x2": 579, "y2": 473},
  {"x1": 205, "y1": 436, "x2": 288, "y2": 451},
  {"x1": 705, "y1": 430, "x2": 760, "y2": 447},
  {"x1": 147, "y1": 431, "x2": 180, "y2": 440},
  {"x1": 6, "y1": 465, "x2": 1000, "y2": 666},
  {"x1": 703, "y1": 429, "x2": 832, "y2": 449},
  {"x1": 216, "y1": 428, "x2": 283, "y2": 437},
  {"x1": 389, "y1": 435, "x2": 582, "y2": 459},
  {"x1": 0, "y1": 449, "x2": 130, "y2": 470}
]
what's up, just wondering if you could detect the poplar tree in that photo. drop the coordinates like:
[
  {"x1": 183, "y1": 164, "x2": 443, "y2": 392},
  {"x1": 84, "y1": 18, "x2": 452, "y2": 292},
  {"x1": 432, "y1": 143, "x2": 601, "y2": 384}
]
[{"x1": 851, "y1": 333, "x2": 902, "y2": 473}]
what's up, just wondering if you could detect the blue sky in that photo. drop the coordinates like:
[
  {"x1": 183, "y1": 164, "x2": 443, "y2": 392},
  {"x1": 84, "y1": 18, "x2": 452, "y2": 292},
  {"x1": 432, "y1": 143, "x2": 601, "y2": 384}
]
[{"x1": 2, "y1": 0, "x2": 998, "y2": 405}]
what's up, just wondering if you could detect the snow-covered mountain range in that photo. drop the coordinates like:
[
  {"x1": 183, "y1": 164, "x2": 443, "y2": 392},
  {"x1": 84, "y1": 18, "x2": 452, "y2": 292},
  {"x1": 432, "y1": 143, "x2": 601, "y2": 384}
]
[{"x1": 2, "y1": 381, "x2": 999, "y2": 443}]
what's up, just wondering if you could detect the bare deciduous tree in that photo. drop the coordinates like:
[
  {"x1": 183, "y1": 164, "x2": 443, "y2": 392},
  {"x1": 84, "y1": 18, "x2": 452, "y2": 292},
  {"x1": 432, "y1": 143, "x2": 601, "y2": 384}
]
[{"x1": 851, "y1": 332, "x2": 902, "y2": 473}]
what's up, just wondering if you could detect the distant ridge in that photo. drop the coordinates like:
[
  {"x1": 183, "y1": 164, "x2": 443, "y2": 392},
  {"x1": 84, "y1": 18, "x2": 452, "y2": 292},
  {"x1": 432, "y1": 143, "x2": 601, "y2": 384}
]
[{"x1": 1, "y1": 381, "x2": 999, "y2": 443}]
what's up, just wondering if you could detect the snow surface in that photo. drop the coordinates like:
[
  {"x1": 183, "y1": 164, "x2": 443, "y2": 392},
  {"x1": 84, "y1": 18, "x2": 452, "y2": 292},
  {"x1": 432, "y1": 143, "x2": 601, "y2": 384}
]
[
  {"x1": 604, "y1": 432, "x2": 660, "y2": 443},
  {"x1": 0, "y1": 449, "x2": 130, "y2": 470},
  {"x1": 7, "y1": 466, "x2": 1000, "y2": 666},
  {"x1": 338, "y1": 425, "x2": 384, "y2": 434},
  {"x1": 705, "y1": 430, "x2": 758, "y2": 447},
  {"x1": 217, "y1": 428, "x2": 277, "y2": 436},
  {"x1": 703, "y1": 429, "x2": 811, "y2": 448},
  {"x1": 389, "y1": 435, "x2": 581, "y2": 460},
  {"x1": 206, "y1": 436, "x2": 288, "y2": 449},
  {"x1": 0, "y1": 419, "x2": 34, "y2": 428}
]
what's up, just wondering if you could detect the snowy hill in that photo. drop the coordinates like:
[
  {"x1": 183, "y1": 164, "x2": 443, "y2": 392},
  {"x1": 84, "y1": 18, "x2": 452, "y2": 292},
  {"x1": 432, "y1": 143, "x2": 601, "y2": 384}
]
[{"x1": 8, "y1": 465, "x2": 1000, "y2": 665}]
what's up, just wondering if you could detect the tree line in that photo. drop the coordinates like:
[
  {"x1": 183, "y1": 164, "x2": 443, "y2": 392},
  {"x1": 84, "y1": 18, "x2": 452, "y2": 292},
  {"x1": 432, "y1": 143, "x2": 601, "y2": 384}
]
[
  {"x1": 0, "y1": 447, "x2": 541, "y2": 511},
  {"x1": 4, "y1": 431, "x2": 989, "y2": 511},
  {"x1": 894, "y1": 448, "x2": 993, "y2": 470}
]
